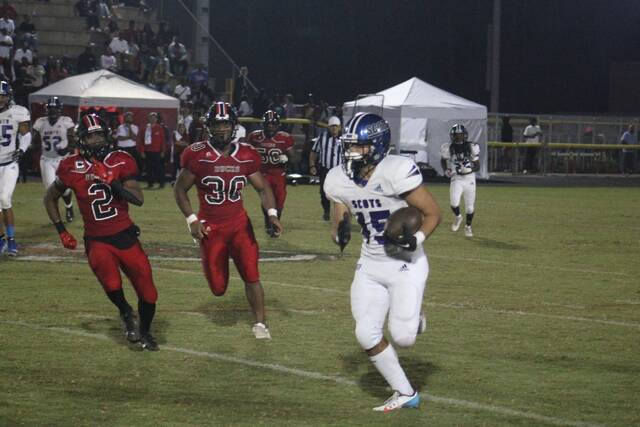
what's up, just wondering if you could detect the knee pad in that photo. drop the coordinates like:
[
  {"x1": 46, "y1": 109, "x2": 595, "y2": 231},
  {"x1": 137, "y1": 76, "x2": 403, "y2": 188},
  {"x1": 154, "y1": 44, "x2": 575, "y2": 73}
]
[
  {"x1": 355, "y1": 322, "x2": 383, "y2": 350},
  {"x1": 392, "y1": 333, "x2": 417, "y2": 348}
]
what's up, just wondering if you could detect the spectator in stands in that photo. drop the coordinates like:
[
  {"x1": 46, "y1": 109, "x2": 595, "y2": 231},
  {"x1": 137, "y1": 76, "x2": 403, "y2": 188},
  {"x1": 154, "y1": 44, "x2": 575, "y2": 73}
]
[
  {"x1": 116, "y1": 111, "x2": 143, "y2": 170},
  {"x1": 174, "y1": 77, "x2": 191, "y2": 103},
  {"x1": 28, "y1": 57, "x2": 45, "y2": 89},
  {"x1": 75, "y1": 0, "x2": 90, "y2": 18},
  {"x1": 0, "y1": 10, "x2": 14, "y2": 36},
  {"x1": 13, "y1": 40, "x2": 32, "y2": 67},
  {"x1": 178, "y1": 103, "x2": 192, "y2": 132},
  {"x1": 139, "y1": 23, "x2": 157, "y2": 51},
  {"x1": 156, "y1": 21, "x2": 172, "y2": 46},
  {"x1": 13, "y1": 57, "x2": 31, "y2": 105},
  {"x1": 85, "y1": 0, "x2": 101, "y2": 31},
  {"x1": 188, "y1": 110, "x2": 204, "y2": 143},
  {"x1": 77, "y1": 44, "x2": 97, "y2": 73},
  {"x1": 237, "y1": 95, "x2": 252, "y2": 117},
  {"x1": 188, "y1": 63, "x2": 208, "y2": 89},
  {"x1": 121, "y1": 20, "x2": 138, "y2": 45},
  {"x1": 109, "y1": 30, "x2": 130, "y2": 68},
  {"x1": 620, "y1": 124, "x2": 637, "y2": 175},
  {"x1": 171, "y1": 122, "x2": 188, "y2": 180},
  {"x1": 97, "y1": 0, "x2": 112, "y2": 21},
  {"x1": 47, "y1": 59, "x2": 69, "y2": 84},
  {"x1": 143, "y1": 112, "x2": 165, "y2": 189},
  {"x1": 168, "y1": 36, "x2": 188, "y2": 76},
  {"x1": 0, "y1": 28, "x2": 14, "y2": 78},
  {"x1": 61, "y1": 54, "x2": 75, "y2": 76},
  {"x1": 252, "y1": 88, "x2": 268, "y2": 118},
  {"x1": 106, "y1": 17, "x2": 119, "y2": 36},
  {"x1": 100, "y1": 47, "x2": 117, "y2": 72},
  {"x1": 0, "y1": 1, "x2": 16, "y2": 21},
  {"x1": 522, "y1": 117, "x2": 542, "y2": 174},
  {"x1": 16, "y1": 14, "x2": 37, "y2": 51},
  {"x1": 149, "y1": 61, "x2": 171, "y2": 93}
]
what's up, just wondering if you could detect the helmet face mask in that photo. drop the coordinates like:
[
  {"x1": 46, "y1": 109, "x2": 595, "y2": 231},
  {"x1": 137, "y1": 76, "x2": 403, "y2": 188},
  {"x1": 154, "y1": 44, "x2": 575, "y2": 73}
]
[
  {"x1": 46, "y1": 97, "x2": 63, "y2": 122},
  {"x1": 262, "y1": 110, "x2": 280, "y2": 138},
  {"x1": 77, "y1": 114, "x2": 111, "y2": 161},
  {"x1": 0, "y1": 80, "x2": 12, "y2": 111},
  {"x1": 341, "y1": 113, "x2": 391, "y2": 180},
  {"x1": 450, "y1": 124, "x2": 468, "y2": 145},
  {"x1": 205, "y1": 102, "x2": 237, "y2": 149}
]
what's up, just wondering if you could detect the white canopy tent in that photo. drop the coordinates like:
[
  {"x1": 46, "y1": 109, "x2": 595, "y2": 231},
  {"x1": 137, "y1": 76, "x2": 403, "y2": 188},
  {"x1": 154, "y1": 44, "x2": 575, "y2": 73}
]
[
  {"x1": 343, "y1": 77, "x2": 488, "y2": 178},
  {"x1": 29, "y1": 70, "x2": 180, "y2": 109}
]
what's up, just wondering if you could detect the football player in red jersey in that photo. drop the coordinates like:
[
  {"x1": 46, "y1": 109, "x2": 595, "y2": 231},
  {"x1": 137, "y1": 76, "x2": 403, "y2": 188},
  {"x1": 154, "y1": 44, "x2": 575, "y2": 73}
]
[
  {"x1": 174, "y1": 102, "x2": 283, "y2": 340},
  {"x1": 247, "y1": 110, "x2": 294, "y2": 235},
  {"x1": 44, "y1": 114, "x2": 159, "y2": 351}
]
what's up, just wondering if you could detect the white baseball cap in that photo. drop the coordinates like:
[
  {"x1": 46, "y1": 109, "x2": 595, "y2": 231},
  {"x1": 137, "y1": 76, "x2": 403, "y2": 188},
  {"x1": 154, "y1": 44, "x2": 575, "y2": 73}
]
[{"x1": 328, "y1": 116, "x2": 341, "y2": 127}]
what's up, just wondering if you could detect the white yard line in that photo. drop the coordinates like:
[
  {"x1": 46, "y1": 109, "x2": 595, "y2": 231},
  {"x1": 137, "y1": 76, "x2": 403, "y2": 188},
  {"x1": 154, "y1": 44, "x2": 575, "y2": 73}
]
[{"x1": 2, "y1": 320, "x2": 603, "y2": 427}]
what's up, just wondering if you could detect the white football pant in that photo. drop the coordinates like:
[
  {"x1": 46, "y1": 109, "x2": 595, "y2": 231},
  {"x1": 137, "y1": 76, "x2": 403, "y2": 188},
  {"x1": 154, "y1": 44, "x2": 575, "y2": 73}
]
[
  {"x1": 450, "y1": 174, "x2": 476, "y2": 214},
  {"x1": 0, "y1": 162, "x2": 19, "y2": 209},
  {"x1": 350, "y1": 254, "x2": 428, "y2": 350},
  {"x1": 40, "y1": 157, "x2": 62, "y2": 189}
]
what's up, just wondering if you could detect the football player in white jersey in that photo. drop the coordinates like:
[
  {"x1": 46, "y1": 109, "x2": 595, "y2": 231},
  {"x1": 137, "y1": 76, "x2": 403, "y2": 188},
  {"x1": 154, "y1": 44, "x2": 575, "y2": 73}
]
[
  {"x1": 32, "y1": 97, "x2": 76, "y2": 222},
  {"x1": 440, "y1": 124, "x2": 480, "y2": 237},
  {"x1": 0, "y1": 81, "x2": 32, "y2": 256},
  {"x1": 324, "y1": 112, "x2": 441, "y2": 412}
]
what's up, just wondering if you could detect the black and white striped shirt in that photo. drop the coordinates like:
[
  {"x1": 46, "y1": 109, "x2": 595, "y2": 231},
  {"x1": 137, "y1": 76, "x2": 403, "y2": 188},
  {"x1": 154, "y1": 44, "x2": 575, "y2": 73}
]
[{"x1": 312, "y1": 131, "x2": 342, "y2": 169}]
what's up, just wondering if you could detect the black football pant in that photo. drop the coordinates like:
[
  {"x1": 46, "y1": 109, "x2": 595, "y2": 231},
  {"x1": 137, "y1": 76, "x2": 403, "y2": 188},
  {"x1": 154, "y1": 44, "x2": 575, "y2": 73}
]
[
  {"x1": 145, "y1": 152, "x2": 164, "y2": 186},
  {"x1": 318, "y1": 166, "x2": 330, "y2": 215}
]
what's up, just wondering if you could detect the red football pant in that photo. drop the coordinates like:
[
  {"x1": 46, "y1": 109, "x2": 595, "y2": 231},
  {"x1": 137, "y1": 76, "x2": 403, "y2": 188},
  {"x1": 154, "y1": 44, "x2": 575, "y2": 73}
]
[
  {"x1": 200, "y1": 214, "x2": 260, "y2": 296},
  {"x1": 264, "y1": 173, "x2": 287, "y2": 211},
  {"x1": 86, "y1": 240, "x2": 158, "y2": 303}
]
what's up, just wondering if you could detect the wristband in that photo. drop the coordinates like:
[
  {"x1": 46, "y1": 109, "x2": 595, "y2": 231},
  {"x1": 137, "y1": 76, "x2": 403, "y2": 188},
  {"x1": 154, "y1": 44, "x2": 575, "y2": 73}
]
[
  {"x1": 414, "y1": 231, "x2": 426, "y2": 245},
  {"x1": 54, "y1": 221, "x2": 66, "y2": 234},
  {"x1": 186, "y1": 214, "x2": 198, "y2": 225},
  {"x1": 267, "y1": 208, "x2": 278, "y2": 218}
]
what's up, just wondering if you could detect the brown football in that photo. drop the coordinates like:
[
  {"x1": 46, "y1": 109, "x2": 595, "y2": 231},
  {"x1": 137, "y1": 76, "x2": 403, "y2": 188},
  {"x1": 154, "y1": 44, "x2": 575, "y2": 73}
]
[{"x1": 384, "y1": 206, "x2": 423, "y2": 240}]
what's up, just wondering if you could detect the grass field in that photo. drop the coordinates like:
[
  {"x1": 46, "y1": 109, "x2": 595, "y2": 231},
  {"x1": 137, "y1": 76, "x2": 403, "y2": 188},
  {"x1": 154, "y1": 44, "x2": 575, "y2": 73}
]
[{"x1": 1, "y1": 180, "x2": 639, "y2": 426}]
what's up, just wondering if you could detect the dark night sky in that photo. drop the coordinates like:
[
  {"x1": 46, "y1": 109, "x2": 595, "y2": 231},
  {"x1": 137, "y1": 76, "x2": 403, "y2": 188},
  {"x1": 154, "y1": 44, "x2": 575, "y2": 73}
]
[{"x1": 210, "y1": 0, "x2": 640, "y2": 114}]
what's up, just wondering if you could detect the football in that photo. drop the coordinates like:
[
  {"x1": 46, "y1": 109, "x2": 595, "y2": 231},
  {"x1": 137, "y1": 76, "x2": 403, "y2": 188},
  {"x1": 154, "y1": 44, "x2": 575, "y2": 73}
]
[{"x1": 384, "y1": 206, "x2": 423, "y2": 241}]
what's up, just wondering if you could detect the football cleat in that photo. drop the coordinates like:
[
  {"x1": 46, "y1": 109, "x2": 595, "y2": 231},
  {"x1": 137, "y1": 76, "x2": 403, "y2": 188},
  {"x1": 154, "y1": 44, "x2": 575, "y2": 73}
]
[
  {"x1": 7, "y1": 238, "x2": 17, "y2": 256},
  {"x1": 0, "y1": 238, "x2": 5, "y2": 254},
  {"x1": 373, "y1": 390, "x2": 420, "y2": 412},
  {"x1": 65, "y1": 206, "x2": 74, "y2": 223},
  {"x1": 140, "y1": 333, "x2": 159, "y2": 351},
  {"x1": 252, "y1": 322, "x2": 272, "y2": 340},
  {"x1": 451, "y1": 215, "x2": 463, "y2": 232},
  {"x1": 417, "y1": 313, "x2": 427, "y2": 335},
  {"x1": 464, "y1": 225, "x2": 473, "y2": 238},
  {"x1": 120, "y1": 310, "x2": 140, "y2": 343}
]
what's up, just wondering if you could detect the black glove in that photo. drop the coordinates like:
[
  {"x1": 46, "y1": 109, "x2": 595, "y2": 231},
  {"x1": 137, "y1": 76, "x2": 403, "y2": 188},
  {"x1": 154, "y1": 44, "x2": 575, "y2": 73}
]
[
  {"x1": 56, "y1": 147, "x2": 70, "y2": 156},
  {"x1": 110, "y1": 180, "x2": 143, "y2": 206},
  {"x1": 384, "y1": 224, "x2": 418, "y2": 251},
  {"x1": 337, "y1": 212, "x2": 350, "y2": 252},
  {"x1": 12, "y1": 149, "x2": 24, "y2": 162}
]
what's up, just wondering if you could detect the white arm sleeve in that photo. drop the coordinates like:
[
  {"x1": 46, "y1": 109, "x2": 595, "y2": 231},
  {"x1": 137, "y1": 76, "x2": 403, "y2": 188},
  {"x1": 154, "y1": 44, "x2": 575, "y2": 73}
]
[
  {"x1": 471, "y1": 143, "x2": 480, "y2": 161},
  {"x1": 440, "y1": 143, "x2": 451, "y2": 160}
]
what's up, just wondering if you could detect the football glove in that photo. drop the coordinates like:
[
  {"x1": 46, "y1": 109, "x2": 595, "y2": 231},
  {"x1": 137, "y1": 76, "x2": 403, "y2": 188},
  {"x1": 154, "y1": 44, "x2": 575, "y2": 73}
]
[
  {"x1": 11, "y1": 149, "x2": 24, "y2": 162},
  {"x1": 445, "y1": 168, "x2": 453, "y2": 178},
  {"x1": 56, "y1": 147, "x2": 70, "y2": 156},
  {"x1": 457, "y1": 165, "x2": 472, "y2": 174},
  {"x1": 59, "y1": 230, "x2": 77, "y2": 250},
  {"x1": 337, "y1": 212, "x2": 350, "y2": 252},
  {"x1": 279, "y1": 154, "x2": 288, "y2": 164},
  {"x1": 384, "y1": 224, "x2": 418, "y2": 251},
  {"x1": 91, "y1": 161, "x2": 115, "y2": 184}
]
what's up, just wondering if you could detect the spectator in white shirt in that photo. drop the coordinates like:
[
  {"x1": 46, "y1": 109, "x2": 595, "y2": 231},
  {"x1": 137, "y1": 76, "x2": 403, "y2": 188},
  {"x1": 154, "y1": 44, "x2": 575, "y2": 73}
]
[
  {"x1": 116, "y1": 111, "x2": 143, "y2": 170},
  {"x1": 522, "y1": 117, "x2": 543, "y2": 174},
  {"x1": 174, "y1": 78, "x2": 192, "y2": 103},
  {"x1": 13, "y1": 41, "x2": 32, "y2": 67},
  {"x1": 100, "y1": 47, "x2": 117, "y2": 72},
  {"x1": 237, "y1": 95, "x2": 253, "y2": 117},
  {"x1": 109, "y1": 31, "x2": 129, "y2": 55},
  {"x1": 0, "y1": 13, "x2": 14, "y2": 36}
]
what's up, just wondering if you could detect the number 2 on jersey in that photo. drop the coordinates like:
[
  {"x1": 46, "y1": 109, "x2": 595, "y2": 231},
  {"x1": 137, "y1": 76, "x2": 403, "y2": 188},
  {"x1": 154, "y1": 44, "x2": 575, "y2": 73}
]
[{"x1": 88, "y1": 183, "x2": 118, "y2": 220}]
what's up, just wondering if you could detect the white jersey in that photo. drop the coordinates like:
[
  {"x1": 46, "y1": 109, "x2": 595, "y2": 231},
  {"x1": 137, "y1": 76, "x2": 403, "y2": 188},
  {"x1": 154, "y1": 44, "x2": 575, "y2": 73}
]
[
  {"x1": 33, "y1": 116, "x2": 75, "y2": 159},
  {"x1": 440, "y1": 142, "x2": 480, "y2": 179},
  {"x1": 324, "y1": 155, "x2": 424, "y2": 261},
  {"x1": 0, "y1": 104, "x2": 31, "y2": 164}
]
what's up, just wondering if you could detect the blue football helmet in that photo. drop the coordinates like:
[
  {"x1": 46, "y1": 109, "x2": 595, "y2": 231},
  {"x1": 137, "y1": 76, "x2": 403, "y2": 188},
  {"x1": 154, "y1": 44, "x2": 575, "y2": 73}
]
[
  {"x1": 46, "y1": 97, "x2": 63, "y2": 121},
  {"x1": 341, "y1": 112, "x2": 391, "y2": 179},
  {"x1": 0, "y1": 80, "x2": 12, "y2": 112},
  {"x1": 450, "y1": 124, "x2": 468, "y2": 145}
]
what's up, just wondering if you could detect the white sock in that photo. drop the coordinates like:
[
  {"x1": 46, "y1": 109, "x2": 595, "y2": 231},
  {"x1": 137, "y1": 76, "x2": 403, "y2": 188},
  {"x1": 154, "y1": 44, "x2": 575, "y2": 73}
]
[
  {"x1": 64, "y1": 202, "x2": 73, "y2": 209},
  {"x1": 369, "y1": 344, "x2": 414, "y2": 396}
]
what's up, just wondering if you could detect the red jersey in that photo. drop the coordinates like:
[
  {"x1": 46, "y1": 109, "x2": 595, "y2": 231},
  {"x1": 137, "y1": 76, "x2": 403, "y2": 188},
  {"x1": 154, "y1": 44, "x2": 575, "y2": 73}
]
[
  {"x1": 57, "y1": 151, "x2": 138, "y2": 237},
  {"x1": 180, "y1": 141, "x2": 261, "y2": 223},
  {"x1": 247, "y1": 130, "x2": 294, "y2": 176}
]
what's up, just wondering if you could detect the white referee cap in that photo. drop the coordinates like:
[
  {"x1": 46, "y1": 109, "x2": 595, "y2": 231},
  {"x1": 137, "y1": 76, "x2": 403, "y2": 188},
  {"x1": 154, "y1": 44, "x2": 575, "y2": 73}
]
[{"x1": 328, "y1": 116, "x2": 341, "y2": 126}]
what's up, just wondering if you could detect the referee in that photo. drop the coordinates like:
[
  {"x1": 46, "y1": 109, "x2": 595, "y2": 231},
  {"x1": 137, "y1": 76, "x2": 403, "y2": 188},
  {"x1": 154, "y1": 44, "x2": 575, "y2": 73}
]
[{"x1": 309, "y1": 116, "x2": 342, "y2": 221}]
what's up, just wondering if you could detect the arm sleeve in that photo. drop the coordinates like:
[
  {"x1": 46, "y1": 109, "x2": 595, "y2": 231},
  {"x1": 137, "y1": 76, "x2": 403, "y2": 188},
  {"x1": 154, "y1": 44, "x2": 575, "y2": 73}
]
[
  {"x1": 471, "y1": 144, "x2": 480, "y2": 161},
  {"x1": 440, "y1": 143, "x2": 450, "y2": 160},
  {"x1": 390, "y1": 158, "x2": 423, "y2": 195}
]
